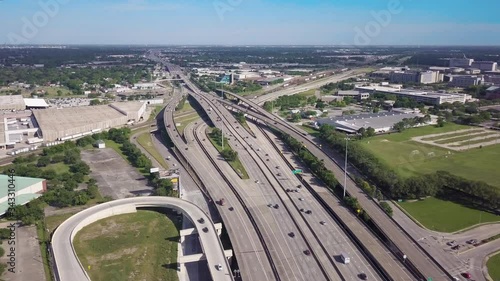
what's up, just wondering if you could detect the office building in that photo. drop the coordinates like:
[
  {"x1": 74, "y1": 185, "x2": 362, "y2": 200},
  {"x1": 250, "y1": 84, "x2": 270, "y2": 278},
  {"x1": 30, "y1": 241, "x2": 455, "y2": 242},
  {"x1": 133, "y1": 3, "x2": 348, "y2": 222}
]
[
  {"x1": 471, "y1": 61, "x2": 498, "y2": 72},
  {"x1": 449, "y1": 58, "x2": 474, "y2": 68},
  {"x1": 448, "y1": 75, "x2": 483, "y2": 88}
]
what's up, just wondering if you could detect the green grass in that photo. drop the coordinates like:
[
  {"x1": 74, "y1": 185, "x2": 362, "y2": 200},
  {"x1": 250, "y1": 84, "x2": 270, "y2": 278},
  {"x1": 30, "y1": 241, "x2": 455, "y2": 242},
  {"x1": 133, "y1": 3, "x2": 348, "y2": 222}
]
[
  {"x1": 434, "y1": 132, "x2": 497, "y2": 144},
  {"x1": 399, "y1": 197, "x2": 500, "y2": 232},
  {"x1": 175, "y1": 112, "x2": 202, "y2": 137},
  {"x1": 36, "y1": 221, "x2": 54, "y2": 281},
  {"x1": 207, "y1": 130, "x2": 249, "y2": 179},
  {"x1": 104, "y1": 140, "x2": 149, "y2": 176},
  {"x1": 300, "y1": 125, "x2": 320, "y2": 137},
  {"x1": 173, "y1": 101, "x2": 194, "y2": 116},
  {"x1": 487, "y1": 252, "x2": 500, "y2": 281},
  {"x1": 148, "y1": 105, "x2": 164, "y2": 121},
  {"x1": 297, "y1": 89, "x2": 317, "y2": 97},
  {"x1": 41, "y1": 162, "x2": 70, "y2": 174},
  {"x1": 421, "y1": 129, "x2": 483, "y2": 141},
  {"x1": 450, "y1": 136, "x2": 500, "y2": 147},
  {"x1": 137, "y1": 132, "x2": 169, "y2": 169},
  {"x1": 74, "y1": 210, "x2": 180, "y2": 281},
  {"x1": 358, "y1": 124, "x2": 500, "y2": 188},
  {"x1": 46, "y1": 212, "x2": 78, "y2": 234}
]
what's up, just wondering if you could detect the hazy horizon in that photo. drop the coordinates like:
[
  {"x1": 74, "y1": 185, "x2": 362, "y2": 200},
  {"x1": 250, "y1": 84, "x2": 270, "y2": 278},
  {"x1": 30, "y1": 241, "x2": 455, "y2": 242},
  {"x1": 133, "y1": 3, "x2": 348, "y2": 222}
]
[{"x1": 2, "y1": 0, "x2": 500, "y2": 46}]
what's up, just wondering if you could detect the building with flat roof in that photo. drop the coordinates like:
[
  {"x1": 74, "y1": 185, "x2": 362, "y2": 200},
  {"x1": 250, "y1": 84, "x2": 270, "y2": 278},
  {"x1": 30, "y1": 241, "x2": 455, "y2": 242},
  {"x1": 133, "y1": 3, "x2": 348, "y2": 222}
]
[
  {"x1": 109, "y1": 101, "x2": 146, "y2": 122},
  {"x1": 24, "y1": 98, "x2": 49, "y2": 109},
  {"x1": 471, "y1": 61, "x2": 497, "y2": 72},
  {"x1": 355, "y1": 84, "x2": 471, "y2": 105},
  {"x1": 448, "y1": 75, "x2": 483, "y2": 88},
  {"x1": 449, "y1": 58, "x2": 474, "y2": 68},
  {"x1": 316, "y1": 112, "x2": 425, "y2": 134},
  {"x1": 0, "y1": 95, "x2": 25, "y2": 111},
  {"x1": 0, "y1": 175, "x2": 46, "y2": 216}
]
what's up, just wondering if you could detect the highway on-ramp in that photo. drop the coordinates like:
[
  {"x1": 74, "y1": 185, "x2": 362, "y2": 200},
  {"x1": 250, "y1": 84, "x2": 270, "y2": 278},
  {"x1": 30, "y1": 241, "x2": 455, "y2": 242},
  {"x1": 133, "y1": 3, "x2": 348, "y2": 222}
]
[{"x1": 51, "y1": 197, "x2": 233, "y2": 281}]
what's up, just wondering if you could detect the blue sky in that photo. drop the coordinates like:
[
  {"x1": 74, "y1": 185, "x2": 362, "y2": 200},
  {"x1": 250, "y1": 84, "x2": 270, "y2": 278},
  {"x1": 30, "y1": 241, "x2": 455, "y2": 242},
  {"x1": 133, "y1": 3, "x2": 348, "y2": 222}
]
[{"x1": 1, "y1": 0, "x2": 500, "y2": 45}]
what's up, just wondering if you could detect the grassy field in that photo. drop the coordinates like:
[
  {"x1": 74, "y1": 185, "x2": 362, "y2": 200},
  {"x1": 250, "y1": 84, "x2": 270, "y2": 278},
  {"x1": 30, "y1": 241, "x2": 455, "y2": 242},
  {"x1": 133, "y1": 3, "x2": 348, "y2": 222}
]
[
  {"x1": 358, "y1": 124, "x2": 500, "y2": 188},
  {"x1": 297, "y1": 89, "x2": 317, "y2": 97},
  {"x1": 136, "y1": 132, "x2": 169, "y2": 169},
  {"x1": 399, "y1": 197, "x2": 500, "y2": 232},
  {"x1": 487, "y1": 252, "x2": 500, "y2": 281},
  {"x1": 148, "y1": 105, "x2": 164, "y2": 121},
  {"x1": 41, "y1": 162, "x2": 70, "y2": 174},
  {"x1": 207, "y1": 129, "x2": 249, "y2": 179},
  {"x1": 433, "y1": 132, "x2": 496, "y2": 144},
  {"x1": 46, "y1": 212, "x2": 78, "y2": 233},
  {"x1": 74, "y1": 211, "x2": 180, "y2": 281}
]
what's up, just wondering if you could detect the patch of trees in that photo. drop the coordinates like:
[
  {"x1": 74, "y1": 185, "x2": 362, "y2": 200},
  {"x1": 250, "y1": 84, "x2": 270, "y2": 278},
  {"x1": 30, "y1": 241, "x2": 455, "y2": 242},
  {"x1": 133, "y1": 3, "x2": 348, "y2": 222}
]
[
  {"x1": 234, "y1": 112, "x2": 247, "y2": 125},
  {"x1": 263, "y1": 94, "x2": 309, "y2": 111},
  {"x1": 223, "y1": 81, "x2": 262, "y2": 93},
  {"x1": 209, "y1": 128, "x2": 238, "y2": 161},
  {"x1": 175, "y1": 96, "x2": 187, "y2": 111},
  {"x1": 221, "y1": 148, "x2": 238, "y2": 161},
  {"x1": 318, "y1": 124, "x2": 500, "y2": 211},
  {"x1": 321, "y1": 81, "x2": 354, "y2": 93},
  {"x1": 392, "y1": 115, "x2": 431, "y2": 132}
]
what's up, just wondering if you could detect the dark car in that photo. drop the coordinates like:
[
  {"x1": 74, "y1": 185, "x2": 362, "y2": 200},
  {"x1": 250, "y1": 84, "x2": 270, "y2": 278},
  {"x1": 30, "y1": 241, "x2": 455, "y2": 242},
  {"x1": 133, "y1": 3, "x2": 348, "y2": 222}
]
[
  {"x1": 304, "y1": 249, "x2": 311, "y2": 256},
  {"x1": 305, "y1": 210, "x2": 312, "y2": 214},
  {"x1": 289, "y1": 232, "x2": 295, "y2": 238},
  {"x1": 358, "y1": 273, "x2": 367, "y2": 280},
  {"x1": 451, "y1": 245, "x2": 461, "y2": 250},
  {"x1": 202, "y1": 227, "x2": 208, "y2": 233},
  {"x1": 462, "y1": 272, "x2": 472, "y2": 279},
  {"x1": 274, "y1": 204, "x2": 279, "y2": 209},
  {"x1": 198, "y1": 218, "x2": 205, "y2": 224}
]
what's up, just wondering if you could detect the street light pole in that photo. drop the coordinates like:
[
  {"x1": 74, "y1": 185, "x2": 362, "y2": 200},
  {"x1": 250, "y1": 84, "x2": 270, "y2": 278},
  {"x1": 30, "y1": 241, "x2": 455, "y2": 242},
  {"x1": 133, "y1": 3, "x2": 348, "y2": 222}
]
[{"x1": 344, "y1": 137, "x2": 348, "y2": 198}]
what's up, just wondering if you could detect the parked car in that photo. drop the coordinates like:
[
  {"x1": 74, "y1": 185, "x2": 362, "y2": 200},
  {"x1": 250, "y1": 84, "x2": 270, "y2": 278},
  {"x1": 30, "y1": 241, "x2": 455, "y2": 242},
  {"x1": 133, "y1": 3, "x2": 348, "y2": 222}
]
[
  {"x1": 466, "y1": 239, "x2": 477, "y2": 244},
  {"x1": 451, "y1": 245, "x2": 461, "y2": 250},
  {"x1": 447, "y1": 240, "x2": 457, "y2": 246},
  {"x1": 462, "y1": 272, "x2": 472, "y2": 279}
]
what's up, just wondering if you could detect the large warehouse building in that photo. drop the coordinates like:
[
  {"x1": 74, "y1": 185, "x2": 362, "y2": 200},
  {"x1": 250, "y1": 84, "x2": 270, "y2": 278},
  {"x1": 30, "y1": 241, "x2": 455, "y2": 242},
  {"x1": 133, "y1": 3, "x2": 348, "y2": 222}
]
[
  {"x1": 33, "y1": 101, "x2": 147, "y2": 141},
  {"x1": 0, "y1": 95, "x2": 25, "y2": 111},
  {"x1": 0, "y1": 175, "x2": 46, "y2": 216}
]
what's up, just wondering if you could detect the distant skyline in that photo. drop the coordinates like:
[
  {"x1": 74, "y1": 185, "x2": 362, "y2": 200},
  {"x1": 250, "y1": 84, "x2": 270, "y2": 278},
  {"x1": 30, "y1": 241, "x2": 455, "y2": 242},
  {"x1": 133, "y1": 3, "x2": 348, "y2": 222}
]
[{"x1": 2, "y1": 0, "x2": 500, "y2": 46}]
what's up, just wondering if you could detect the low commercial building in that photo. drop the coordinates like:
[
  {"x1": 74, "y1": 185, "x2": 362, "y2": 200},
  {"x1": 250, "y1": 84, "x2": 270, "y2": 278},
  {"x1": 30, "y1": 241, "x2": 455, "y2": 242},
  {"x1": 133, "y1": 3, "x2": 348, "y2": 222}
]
[
  {"x1": 449, "y1": 58, "x2": 474, "y2": 68},
  {"x1": 0, "y1": 175, "x2": 46, "y2": 216},
  {"x1": 485, "y1": 86, "x2": 500, "y2": 100},
  {"x1": 32, "y1": 101, "x2": 147, "y2": 142},
  {"x1": 355, "y1": 84, "x2": 471, "y2": 105},
  {"x1": 24, "y1": 98, "x2": 49, "y2": 109},
  {"x1": 471, "y1": 61, "x2": 498, "y2": 72},
  {"x1": 316, "y1": 112, "x2": 425, "y2": 134},
  {"x1": 0, "y1": 95, "x2": 25, "y2": 111},
  {"x1": 390, "y1": 71, "x2": 441, "y2": 84},
  {"x1": 337, "y1": 90, "x2": 369, "y2": 100},
  {"x1": 448, "y1": 75, "x2": 483, "y2": 88}
]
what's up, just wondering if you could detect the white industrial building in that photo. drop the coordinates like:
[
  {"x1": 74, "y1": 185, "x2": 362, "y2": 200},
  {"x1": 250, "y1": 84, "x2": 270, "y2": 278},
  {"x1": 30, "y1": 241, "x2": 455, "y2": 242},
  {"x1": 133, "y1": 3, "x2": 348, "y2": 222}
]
[
  {"x1": 316, "y1": 112, "x2": 427, "y2": 134},
  {"x1": 0, "y1": 95, "x2": 25, "y2": 111},
  {"x1": 0, "y1": 175, "x2": 46, "y2": 216},
  {"x1": 355, "y1": 84, "x2": 472, "y2": 105}
]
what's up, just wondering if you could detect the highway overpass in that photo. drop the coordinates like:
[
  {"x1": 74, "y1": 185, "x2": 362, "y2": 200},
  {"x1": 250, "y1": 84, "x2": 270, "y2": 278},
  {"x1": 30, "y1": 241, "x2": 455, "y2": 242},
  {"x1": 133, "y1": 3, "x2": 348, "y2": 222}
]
[{"x1": 52, "y1": 196, "x2": 233, "y2": 281}]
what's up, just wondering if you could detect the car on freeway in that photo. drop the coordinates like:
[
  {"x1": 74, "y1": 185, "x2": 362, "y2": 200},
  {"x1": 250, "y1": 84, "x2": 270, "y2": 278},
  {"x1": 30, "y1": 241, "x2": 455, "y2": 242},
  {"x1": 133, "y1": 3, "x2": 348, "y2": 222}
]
[
  {"x1": 466, "y1": 239, "x2": 477, "y2": 244},
  {"x1": 267, "y1": 203, "x2": 273, "y2": 207},
  {"x1": 358, "y1": 273, "x2": 367, "y2": 280},
  {"x1": 198, "y1": 218, "x2": 205, "y2": 224},
  {"x1": 305, "y1": 210, "x2": 312, "y2": 214},
  {"x1": 276, "y1": 166, "x2": 280, "y2": 169},
  {"x1": 255, "y1": 180, "x2": 260, "y2": 183},
  {"x1": 216, "y1": 264, "x2": 223, "y2": 271},
  {"x1": 462, "y1": 272, "x2": 471, "y2": 279},
  {"x1": 299, "y1": 208, "x2": 305, "y2": 212},
  {"x1": 202, "y1": 227, "x2": 209, "y2": 233},
  {"x1": 320, "y1": 221, "x2": 326, "y2": 225},
  {"x1": 274, "y1": 204, "x2": 279, "y2": 209},
  {"x1": 277, "y1": 173, "x2": 281, "y2": 176},
  {"x1": 228, "y1": 207, "x2": 234, "y2": 211},
  {"x1": 219, "y1": 198, "x2": 225, "y2": 206},
  {"x1": 286, "y1": 189, "x2": 291, "y2": 192},
  {"x1": 289, "y1": 232, "x2": 295, "y2": 238},
  {"x1": 297, "y1": 185, "x2": 302, "y2": 188},
  {"x1": 299, "y1": 198, "x2": 304, "y2": 201},
  {"x1": 304, "y1": 249, "x2": 311, "y2": 255}
]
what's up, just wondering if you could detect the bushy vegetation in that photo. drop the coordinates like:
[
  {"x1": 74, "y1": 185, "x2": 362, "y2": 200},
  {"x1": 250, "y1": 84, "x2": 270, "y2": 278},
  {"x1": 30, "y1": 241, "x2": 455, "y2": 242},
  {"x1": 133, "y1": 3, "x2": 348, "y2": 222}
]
[
  {"x1": 263, "y1": 94, "x2": 317, "y2": 112},
  {"x1": 320, "y1": 81, "x2": 355, "y2": 93}
]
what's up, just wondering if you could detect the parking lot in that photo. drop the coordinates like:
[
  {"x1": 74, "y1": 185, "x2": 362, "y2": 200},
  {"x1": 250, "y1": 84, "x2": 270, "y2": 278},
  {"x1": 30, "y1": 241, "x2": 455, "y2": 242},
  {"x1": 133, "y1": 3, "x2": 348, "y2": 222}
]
[{"x1": 81, "y1": 148, "x2": 153, "y2": 199}]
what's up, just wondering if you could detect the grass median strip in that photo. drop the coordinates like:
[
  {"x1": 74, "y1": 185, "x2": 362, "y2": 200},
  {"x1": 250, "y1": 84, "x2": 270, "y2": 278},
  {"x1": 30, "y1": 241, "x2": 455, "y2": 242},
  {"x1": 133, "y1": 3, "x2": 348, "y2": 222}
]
[
  {"x1": 207, "y1": 128, "x2": 249, "y2": 179},
  {"x1": 137, "y1": 132, "x2": 169, "y2": 169},
  {"x1": 434, "y1": 132, "x2": 497, "y2": 144},
  {"x1": 450, "y1": 136, "x2": 500, "y2": 147}
]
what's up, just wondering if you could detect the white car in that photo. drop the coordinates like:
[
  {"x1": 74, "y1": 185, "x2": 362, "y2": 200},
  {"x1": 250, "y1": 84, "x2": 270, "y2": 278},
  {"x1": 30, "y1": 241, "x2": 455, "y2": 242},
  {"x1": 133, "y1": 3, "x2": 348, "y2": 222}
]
[{"x1": 216, "y1": 264, "x2": 223, "y2": 271}]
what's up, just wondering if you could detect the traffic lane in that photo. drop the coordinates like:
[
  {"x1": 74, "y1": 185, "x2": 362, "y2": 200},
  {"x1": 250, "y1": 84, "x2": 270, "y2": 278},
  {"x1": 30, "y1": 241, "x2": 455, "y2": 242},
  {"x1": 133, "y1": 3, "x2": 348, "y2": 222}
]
[
  {"x1": 183, "y1": 135, "x2": 275, "y2": 281},
  {"x1": 166, "y1": 105, "x2": 274, "y2": 281},
  {"x1": 265, "y1": 128, "x2": 415, "y2": 281},
  {"x1": 197, "y1": 107, "x2": 332, "y2": 281},
  {"x1": 198, "y1": 123, "x2": 321, "y2": 281},
  {"x1": 250, "y1": 125, "x2": 382, "y2": 281}
]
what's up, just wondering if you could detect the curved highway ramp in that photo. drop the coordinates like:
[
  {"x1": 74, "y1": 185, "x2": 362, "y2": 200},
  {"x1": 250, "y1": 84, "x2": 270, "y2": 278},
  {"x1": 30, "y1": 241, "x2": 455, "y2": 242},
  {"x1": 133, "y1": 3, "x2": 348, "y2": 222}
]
[{"x1": 51, "y1": 196, "x2": 233, "y2": 281}]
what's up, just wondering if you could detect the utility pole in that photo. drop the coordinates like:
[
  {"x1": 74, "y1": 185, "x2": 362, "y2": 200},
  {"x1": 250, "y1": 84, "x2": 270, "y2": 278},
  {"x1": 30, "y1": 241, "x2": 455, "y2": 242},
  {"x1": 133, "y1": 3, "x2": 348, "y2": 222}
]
[{"x1": 221, "y1": 124, "x2": 224, "y2": 149}]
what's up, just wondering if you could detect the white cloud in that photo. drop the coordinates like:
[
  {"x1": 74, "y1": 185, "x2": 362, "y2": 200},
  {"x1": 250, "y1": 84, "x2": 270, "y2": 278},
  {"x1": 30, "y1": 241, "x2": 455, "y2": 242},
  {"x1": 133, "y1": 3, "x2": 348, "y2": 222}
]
[{"x1": 106, "y1": 0, "x2": 180, "y2": 12}]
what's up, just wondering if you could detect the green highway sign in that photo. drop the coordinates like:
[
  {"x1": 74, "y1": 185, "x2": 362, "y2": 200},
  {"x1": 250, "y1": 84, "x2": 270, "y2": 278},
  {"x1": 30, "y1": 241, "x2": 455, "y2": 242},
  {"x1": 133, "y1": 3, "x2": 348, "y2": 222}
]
[{"x1": 292, "y1": 169, "x2": 303, "y2": 174}]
